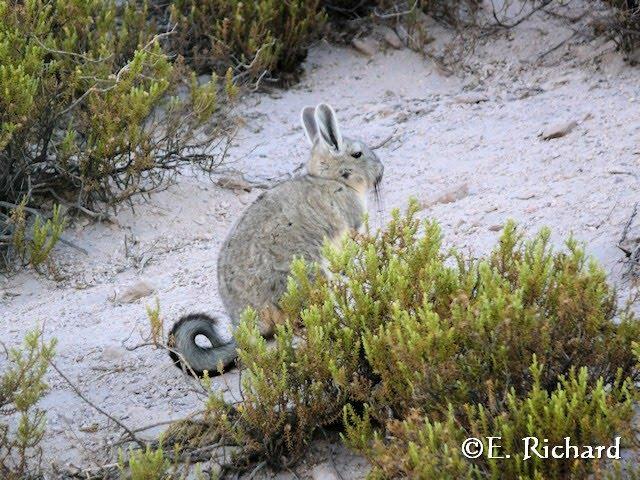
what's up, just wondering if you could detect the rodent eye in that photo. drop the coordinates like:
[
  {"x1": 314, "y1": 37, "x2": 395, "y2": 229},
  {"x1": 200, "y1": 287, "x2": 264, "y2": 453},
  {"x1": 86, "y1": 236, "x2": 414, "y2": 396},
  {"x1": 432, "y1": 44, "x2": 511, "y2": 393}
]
[{"x1": 351, "y1": 151, "x2": 362, "y2": 158}]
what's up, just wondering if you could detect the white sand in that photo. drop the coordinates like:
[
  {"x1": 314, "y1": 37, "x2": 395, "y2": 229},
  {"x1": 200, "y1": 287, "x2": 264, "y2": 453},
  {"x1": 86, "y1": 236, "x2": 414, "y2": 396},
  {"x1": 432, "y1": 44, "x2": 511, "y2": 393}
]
[{"x1": 1, "y1": 2, "x2": 638, "y2": 477}]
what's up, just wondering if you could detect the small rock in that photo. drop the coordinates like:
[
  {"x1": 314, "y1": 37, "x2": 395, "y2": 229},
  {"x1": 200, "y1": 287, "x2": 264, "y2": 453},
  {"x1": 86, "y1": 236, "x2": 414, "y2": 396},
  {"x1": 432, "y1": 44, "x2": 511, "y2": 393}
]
[
  {"x1": 101, "y1": 345, "x2": 126, "y2": 362},
  {"x1": 541, "y1": 120, "x2": 577, "y2": 140},
  {"x1": 216, "y1": 174, "x2": 252, "y2": 192},
  {"x1": 453, "y1": 92, "x2": 489, "y2": 104},
  {"x1": 488, "y1": 224, "x2": 503, "y2": 232},
  {"x1": 351, "y1": 38, "x2": 376, "y2": 57},
  {"x1": 118, "y1": 280, "x2": 155, "y2": 303},
  {"x1": 394, "y1": 111, "x2": 410, "y2": 123},
  {"x1": 79, "y1": 422, "x2": 100, "y2": 433},
  {"x1": 434, "y1": 183, "x2": 470, "y2": 205},
  {"x1": 514, "y1": 87, "x2": 545, "y2": 100},
  {"x1": 514, "y1": 193, "x2": 536, "y2": 200},
  {"x1": 382, "y1": 28, "x2": 403, "y2": 49},
  {"x1": 600, "y1": 51, "x2": 626, "y2": 77},
  {"x1": 311, "y1": 463, "x2": 340, "y2": 480}
]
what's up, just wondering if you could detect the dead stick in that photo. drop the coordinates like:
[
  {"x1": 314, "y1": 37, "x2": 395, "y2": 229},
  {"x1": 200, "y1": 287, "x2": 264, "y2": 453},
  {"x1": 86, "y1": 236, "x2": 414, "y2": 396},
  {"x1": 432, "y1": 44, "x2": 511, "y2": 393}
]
[
  {"x1": 618, "y1": 202, "x2": 639, "y2": 257},
  {"x1": 609, "y1": 170, "x2": 638, "y2": 177},
  {"x1": 49, "y1": 361, "x2": 145, "y2": 449},
  {"x1": 371, "y1": 130, "x2": 397, "y2": 150},
  {"x1": 620, "y1": 202, "x2": 638, "y2": 246}
]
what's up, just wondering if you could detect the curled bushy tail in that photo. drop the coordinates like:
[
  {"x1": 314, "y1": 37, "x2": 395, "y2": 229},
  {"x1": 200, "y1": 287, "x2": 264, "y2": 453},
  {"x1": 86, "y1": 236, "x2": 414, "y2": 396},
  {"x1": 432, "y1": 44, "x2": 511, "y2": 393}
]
[{"x1": 168, "y1": 313, "x2": 237, "y2": 377}]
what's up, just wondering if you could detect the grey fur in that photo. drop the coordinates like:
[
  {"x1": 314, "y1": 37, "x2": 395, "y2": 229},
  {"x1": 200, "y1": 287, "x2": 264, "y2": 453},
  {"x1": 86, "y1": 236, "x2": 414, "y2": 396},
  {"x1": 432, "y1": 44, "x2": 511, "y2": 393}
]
[
  {"x1": 301, "y1": 106, "x2": 317, "y2": 145},
  {"x1": 315, "y1": 104, "x2": 342, "y2": 152},
  {"x1": 169, "y1": 103, "x2": 384, "y2": 376}
]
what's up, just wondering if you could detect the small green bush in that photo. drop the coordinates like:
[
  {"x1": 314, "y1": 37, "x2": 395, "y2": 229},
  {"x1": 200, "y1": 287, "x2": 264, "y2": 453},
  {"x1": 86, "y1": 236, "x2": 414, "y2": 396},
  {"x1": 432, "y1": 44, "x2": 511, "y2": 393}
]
[
  {"x1": 118, "y1": 443, "x2": 208, "y2": 480},
  {"x1": 0, "y1": 330, "x2": 56, "y2": 480},
  {"x1": 120, "y1": 445, "x2": 170, "y2": 480},
  {"x1": 344, "y1": 362, "x2": 636, "y2": 479},
  {"x1": 8, "y1": 201, "x2": 67, "y2": 270},
  {"x1": 199, "y1": 201, "x2": 640, "y2": 478}
]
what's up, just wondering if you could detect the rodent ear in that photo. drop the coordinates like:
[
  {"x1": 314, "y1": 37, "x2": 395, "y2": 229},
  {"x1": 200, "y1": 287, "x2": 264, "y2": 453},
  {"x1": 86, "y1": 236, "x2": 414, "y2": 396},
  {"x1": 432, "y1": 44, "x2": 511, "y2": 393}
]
[
  {"x1": 301, "y1": 106, "x2": 317, "y2": 145},
  {"x1": 315, "y1": 103, "x2": 343, "y2": 153}
]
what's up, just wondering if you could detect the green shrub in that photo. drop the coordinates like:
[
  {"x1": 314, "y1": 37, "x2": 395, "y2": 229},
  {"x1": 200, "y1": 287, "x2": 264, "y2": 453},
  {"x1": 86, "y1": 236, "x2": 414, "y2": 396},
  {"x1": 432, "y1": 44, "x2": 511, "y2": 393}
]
[
  {"x1": 7, "y1": 201, "x2": 67, "y2": 270},
  {"x1": 199, "y1": 201, "x2": 640, "y2": 477},
  {"x1": 0, "y1": 330, "x2": 56, "y2": 480},
  {"x1": 165, "y1": 0, "x2": 327, "y2": 80},
  {"x1": 120, "y1": 445, "x2": 170, "y2": 480},
  {"x1": 118, "y1": 443, "x2": 208, "y2": 480},
  {"x1": 0, "y1": 0, "x2": 231, "y2": 267},
  {"x1": 344, "y1": 362, "x2": 636, "y2": 479}
]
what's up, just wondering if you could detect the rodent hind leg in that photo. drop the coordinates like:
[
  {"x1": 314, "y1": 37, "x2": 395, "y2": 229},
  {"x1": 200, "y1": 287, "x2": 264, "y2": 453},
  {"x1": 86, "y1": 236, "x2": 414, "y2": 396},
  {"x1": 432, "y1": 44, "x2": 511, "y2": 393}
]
[{"x1": 257, "y1": 303, "x2": 287, "y2": 338}]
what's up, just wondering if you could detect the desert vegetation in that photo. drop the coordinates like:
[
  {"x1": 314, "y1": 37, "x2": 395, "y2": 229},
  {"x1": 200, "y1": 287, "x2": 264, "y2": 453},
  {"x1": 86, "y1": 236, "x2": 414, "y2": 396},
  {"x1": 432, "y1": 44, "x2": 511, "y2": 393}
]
[
  {"x1": 6, "y1": 205, "x2": 640, "y2": 477},
  {"x1": 1, "y1": 330, "x2": 56, "y2": 480},
  {"x1": 0, "y1": 0, "x2": 231, "y2": 268},
  {"x1": 2, "y1": 0, "x2": 640, "y2": 478},
  {"x1": 2, "y1": 0, "x2": 638, "y2": 267},
  {"x1": 163, "y1": 202, "x2": 639, "y2": 479}
]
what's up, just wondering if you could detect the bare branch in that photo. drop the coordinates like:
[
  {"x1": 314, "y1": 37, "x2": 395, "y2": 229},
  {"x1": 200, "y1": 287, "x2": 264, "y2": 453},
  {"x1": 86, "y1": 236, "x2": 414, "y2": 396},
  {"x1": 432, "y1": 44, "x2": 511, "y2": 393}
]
[{"x1": 49, "y1": 361, "x2": 146, "y2": 449}]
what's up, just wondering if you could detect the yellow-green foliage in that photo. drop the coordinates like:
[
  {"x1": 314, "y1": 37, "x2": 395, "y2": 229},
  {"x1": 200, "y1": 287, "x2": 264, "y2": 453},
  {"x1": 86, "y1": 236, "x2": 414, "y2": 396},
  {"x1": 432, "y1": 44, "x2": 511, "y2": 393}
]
[
  {"x1": 203, "y1": 201, "x2": 640, "y2": 477},
  {"x1": 146, "y1": 298, "x2": 164, "y2": 345},
  {"x1": 1, "y1": 0, "x2": 228, "y2": 267},
  {"x1": 118, "y1": 443, "x2": 208, "y2": 480},
  {"x1": 344, "y1": 362, "x2": 636, "y2": 479},
  {"x1": 0, "y1": 330, "x2": 56, "y2": 480},
  {"x1": 120, "y1": 445, "x2": 170, "y2": 480},
  {"x1": 10, "y1": 202, "x2": 67, "y2": 269}
]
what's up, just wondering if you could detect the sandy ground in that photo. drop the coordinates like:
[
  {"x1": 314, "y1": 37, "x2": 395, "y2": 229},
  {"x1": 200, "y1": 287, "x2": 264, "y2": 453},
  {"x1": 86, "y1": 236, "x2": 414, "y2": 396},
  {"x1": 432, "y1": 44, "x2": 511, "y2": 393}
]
[{"x1": 1, "y1": 1, "x2": 639, "y2": 477}]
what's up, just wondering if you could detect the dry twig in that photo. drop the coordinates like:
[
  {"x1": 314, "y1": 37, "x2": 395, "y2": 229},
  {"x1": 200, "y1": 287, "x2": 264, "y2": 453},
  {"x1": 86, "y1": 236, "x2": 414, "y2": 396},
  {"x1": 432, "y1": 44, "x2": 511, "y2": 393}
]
[{"x1": 49, "y1": 361, "x2": 145, "y2": 449}]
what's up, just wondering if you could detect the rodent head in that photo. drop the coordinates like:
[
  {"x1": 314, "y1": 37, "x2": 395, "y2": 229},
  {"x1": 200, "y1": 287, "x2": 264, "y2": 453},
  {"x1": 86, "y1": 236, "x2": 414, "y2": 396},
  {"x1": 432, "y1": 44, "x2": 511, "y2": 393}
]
[{"x1": 301, "y1": 104, "x2": 384, "y2": 196}]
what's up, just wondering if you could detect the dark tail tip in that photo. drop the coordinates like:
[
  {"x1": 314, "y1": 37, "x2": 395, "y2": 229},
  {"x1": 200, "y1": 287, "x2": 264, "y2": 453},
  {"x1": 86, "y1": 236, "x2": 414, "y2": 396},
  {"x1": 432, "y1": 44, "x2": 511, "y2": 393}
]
[{"x1": 168, "y1": 313, "x2": 230, "y2": 378}]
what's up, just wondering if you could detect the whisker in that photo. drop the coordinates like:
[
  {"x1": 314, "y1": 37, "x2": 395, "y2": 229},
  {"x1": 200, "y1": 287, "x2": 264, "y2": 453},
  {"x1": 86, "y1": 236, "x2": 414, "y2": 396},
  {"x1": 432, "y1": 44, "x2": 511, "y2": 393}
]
[{"x1": 373, "y1": 177, "x2": 384, "y2": 216}]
